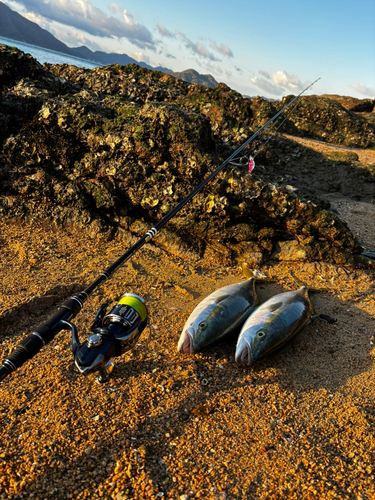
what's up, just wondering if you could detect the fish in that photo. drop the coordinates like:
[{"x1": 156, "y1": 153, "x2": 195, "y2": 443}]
[
  {"x1": 177, "y1": 264, "x2": 261, "y2": 354},
  {"x1": 235, "y1": 286, "x2": 312, "y2": 365}
]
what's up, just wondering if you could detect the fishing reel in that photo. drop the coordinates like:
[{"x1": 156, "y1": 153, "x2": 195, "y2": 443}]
[{"x1": 69, "y1": 293, "x2": 148, "y2": 383}]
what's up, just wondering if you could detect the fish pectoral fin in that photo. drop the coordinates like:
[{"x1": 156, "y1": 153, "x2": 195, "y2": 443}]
[
  {"x1": 268, "y1": 301, "x2": 283, "y2": 312},
  {"x1": 215, "y1": 294, "x2": 231, "y2": 303}
]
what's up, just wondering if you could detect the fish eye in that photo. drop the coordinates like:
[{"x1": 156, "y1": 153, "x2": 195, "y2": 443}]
[
  {"x1": 256, "y1": 331, "x2": 266, "y2": 338},
  {"x1": 199, "y1": 322, "x2": 207, "y2": 329}
]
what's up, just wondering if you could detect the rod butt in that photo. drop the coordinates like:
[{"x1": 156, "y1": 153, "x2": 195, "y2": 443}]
[{"x1": 0, "y1": 364, "x2": 12, "y2": 382}]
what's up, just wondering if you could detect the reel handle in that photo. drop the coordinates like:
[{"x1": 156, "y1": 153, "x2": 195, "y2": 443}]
[{"x1": 0, "y1": 297, "x2": 81, "y2": 382}]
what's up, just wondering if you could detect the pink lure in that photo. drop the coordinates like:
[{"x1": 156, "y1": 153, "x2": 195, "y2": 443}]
[{"x1": 248, "y1": 156, "x2": 255, "y2": 173}]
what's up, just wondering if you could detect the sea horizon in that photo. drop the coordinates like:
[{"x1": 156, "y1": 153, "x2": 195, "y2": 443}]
[{"x1": 0, "y1": 35, "x2": 102, "y2": 69}]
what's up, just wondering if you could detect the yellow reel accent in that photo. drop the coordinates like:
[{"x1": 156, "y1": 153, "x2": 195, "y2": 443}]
[{"x1": 118, "y1": 294, "x2": 148, "y2": 321}]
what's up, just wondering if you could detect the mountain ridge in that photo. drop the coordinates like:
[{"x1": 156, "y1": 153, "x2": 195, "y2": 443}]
[
  {"x1": 0, "y1": 1, "x2": 170, "y2": 72},
  {"x1": 0, "y1": 1, "x2": 220, "y2": 87},
  {"x1": 166, "y1": 69, "x2": 218, "y2": 88}
]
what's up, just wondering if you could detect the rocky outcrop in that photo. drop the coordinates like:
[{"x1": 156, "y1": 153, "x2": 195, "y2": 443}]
[
  {"x1": 0, "y1": 45, "x2": 372, "y2": 266},
  {"x1": 273, "y1": 95, "x2": 375, "y2": 148},
  {"x1": 166, "y1": 69, "x2": 218, "y2": 88},
  {"x1": 321, "y1": 95, "x2": 375, "y2": 113}
]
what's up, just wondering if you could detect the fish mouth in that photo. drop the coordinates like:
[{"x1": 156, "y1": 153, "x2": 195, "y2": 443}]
[
  {"x1": 177, "y1": 329, "x2": 194, "y2": 354},
  {"x1": 235, "y1": 340, "x2": 254, "y2": 365}
]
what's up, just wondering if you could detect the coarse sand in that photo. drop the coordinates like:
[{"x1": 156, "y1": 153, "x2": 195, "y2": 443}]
[{"x1": 0, "y1": 191, "x2": 375, "y2": 500}]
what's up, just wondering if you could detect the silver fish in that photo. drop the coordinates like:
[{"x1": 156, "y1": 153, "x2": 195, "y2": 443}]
[
  {"x1": 177, "y1": 270, "x2": 260, "y2": 354},
  {"x1": 235, "y1": 286, "x2": 312, "y2": 365}
]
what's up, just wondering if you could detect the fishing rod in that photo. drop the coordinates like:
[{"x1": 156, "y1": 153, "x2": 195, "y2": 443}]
[{"x1": 0, "y1": 77, "x2": 320, "y2": 383}]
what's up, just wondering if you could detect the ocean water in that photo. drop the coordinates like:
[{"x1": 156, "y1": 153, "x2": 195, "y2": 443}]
[{"x1": 0, "y1": 35, "x2": 102, "y2": 69}]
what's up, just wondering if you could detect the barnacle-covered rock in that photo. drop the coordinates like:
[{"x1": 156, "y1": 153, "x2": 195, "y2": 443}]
[
  {"x1": 276, "y1": 95, "x2": 375, "y2": 148},
  {"x1": 0, "y1": 44, "x2": 372, "y2": 266}
]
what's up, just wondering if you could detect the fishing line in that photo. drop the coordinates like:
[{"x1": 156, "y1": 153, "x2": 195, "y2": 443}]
[{"x1": 252, "y1": 95, "x2": 303, "y2": 159}]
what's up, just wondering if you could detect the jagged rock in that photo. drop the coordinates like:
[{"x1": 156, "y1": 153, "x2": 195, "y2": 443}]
[
  {"x1": 275, "y1": 95, "x2": 375, "y2": 147},
  {"x1": 0, "y1": 45, "x2": 372, "y2": 266},
  {"x1": 273, "y1": 241, "x2": 308, "y2": 261},
  {"x1": 321, "y1": 95, "x2": 375, "y2": 113}
]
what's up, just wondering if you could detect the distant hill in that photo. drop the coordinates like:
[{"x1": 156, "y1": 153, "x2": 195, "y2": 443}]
[
  {"x1": 0, "y1": 1, "x2": 72, "y2": 54},
  {"x1": 0, "y1": 1, "x2": 170, "y2": 71},
  {"x1": 167, "y1": 69, "x2": 218, "y2": 88},
  {"x1": 0, "y1": 1, "x2": 220, "y2": 89}
]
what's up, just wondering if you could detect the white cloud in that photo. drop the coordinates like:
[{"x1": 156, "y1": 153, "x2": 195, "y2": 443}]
[
  {"x1": 272, "y1": 71, "x2": 305, "y2": 92},
  {"x1": 49, "y1": 24, "x2": 102, "y2": 51},
  {"x1": 259, "y1": 70, "x2": 271, "y2": 80},
  {"x1": 131, "y1": 51, "x2": 150, "y2": 64},
  {"x1": 210, "y1": 41, "x2": 233, "y2": 58},
  {"x1": 108, "y1": 2, "x2": 123, "y2": 15},
  {"x1": 176, "y1": 32, "x2": 221, "y2": 61},
  {"x1": 200, "y1": 61, "x2": 225, "y2": 77},
  {"x1": 251, "y1": 70, "x2": 309, "y2": 96},
  {"x1": 350, "y1": 82, "x2": 375, "y2": 98},
  {"x1": 156, "y1": 23, "x2": 174, "y2": 38},
  {"x1": 23, "y1": 11, "x2": 50, "y2": 28},
  {"x1": 250, "y1": 76, "x2": 284, "y2": 96},
  {"x1": 13, "y1": 0, "x2": 154, "y2": 45}
]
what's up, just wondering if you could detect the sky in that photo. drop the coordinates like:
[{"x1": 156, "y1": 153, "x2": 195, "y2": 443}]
[{"x1": 3, "y1": 0, "x2": 375, "y2": 99}]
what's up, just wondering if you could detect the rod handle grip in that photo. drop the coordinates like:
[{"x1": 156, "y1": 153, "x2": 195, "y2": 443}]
[
  {"x1": 0, "y1": 297, "x2": 82, "y2": 382},
  {"x1": 5, "y1": 333, "x2": 44, "y2": 367}
]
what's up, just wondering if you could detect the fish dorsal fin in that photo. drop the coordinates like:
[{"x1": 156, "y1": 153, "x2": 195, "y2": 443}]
[{"x1": 290, "y1": 271, "x2": 305, "y2": 287}]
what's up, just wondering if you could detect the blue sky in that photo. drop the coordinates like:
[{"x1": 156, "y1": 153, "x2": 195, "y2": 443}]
[{"x1": 4, "y1": 0, "x2": 375, "y2": 99}]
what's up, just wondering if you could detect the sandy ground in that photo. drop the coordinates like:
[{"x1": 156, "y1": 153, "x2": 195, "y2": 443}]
[
  {"x1": 0, "y1": 206, "x2": 374, "y2": 500},
  {"x1": 283, "y1": 134, "x2": 375, "y2": 166},
  {"x1": 1, "y1": 134, "x2": 375, "y2": 499}
]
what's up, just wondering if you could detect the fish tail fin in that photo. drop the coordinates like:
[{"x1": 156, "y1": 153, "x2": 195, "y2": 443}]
[
  {"x1": 290, "y1": 271, "x2": 307, "y2": 288},
  {"x1": 298, "y1": 285, "x2": 309, "y2": 297},
  {"x1": 311, "y1": 313, "x2": 337, "y2": 324},
  {"x1": 242, "y1": 263, "x2": 268, "y2": 280},
  {"x1": 242, "y1": 262, "x2": 253, "y2": 279}
]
